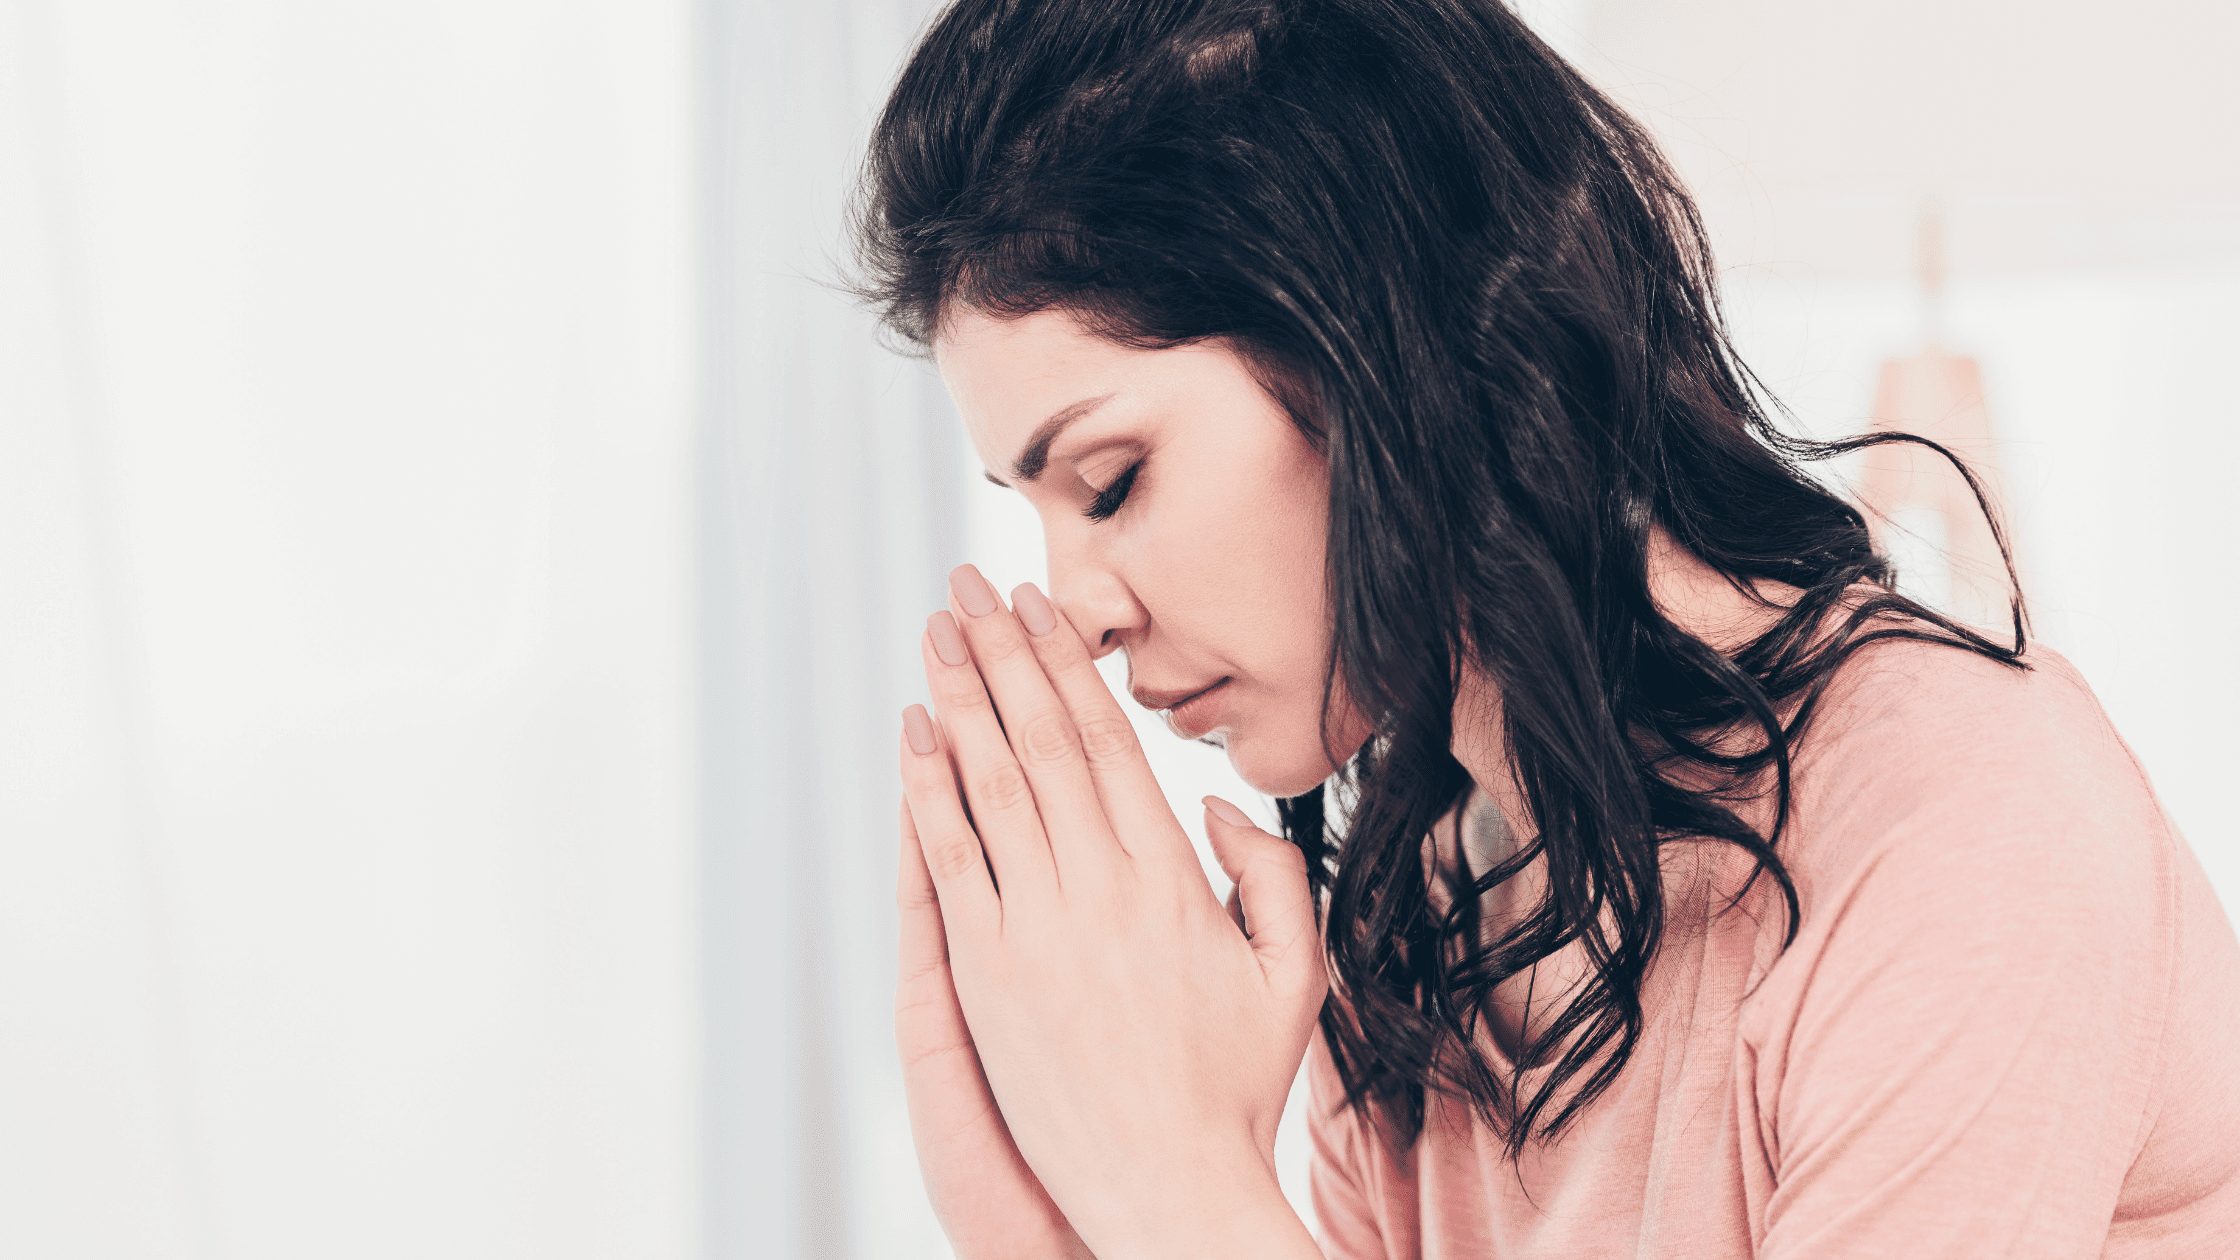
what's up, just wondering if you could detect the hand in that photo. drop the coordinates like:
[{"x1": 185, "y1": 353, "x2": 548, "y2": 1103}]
[
  {"x1": 894, "y1": 796, "x2": 1095, "y2": 1260},
  {"x1": 898, "y1": 565, "x2": 1328, "y2": 1260}
]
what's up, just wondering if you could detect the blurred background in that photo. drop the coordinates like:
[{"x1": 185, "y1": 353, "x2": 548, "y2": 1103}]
[{"x1": 1, "y1": 0, "x2": 2231, "y2": 1256}]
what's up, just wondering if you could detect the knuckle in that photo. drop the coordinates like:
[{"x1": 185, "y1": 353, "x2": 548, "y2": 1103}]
[
  {"x1": 893, "y1": 956, "x2": 957, "y2": 1001},
  {"x1": 926, "y1": 834, "x2": 984, "y2": 881},
  {"x1": 935, "y1": 677, "x2": 990, "y2": 711},
  {"x1": 898, "y1": 1034, "x2": 975, "y2": 1071},
  {"x1": 1017, "y1": 714, "x2": 1081, "y2": 768},
  {"x1": 976, "y1": 630, "x2": 1030, "y2": 664},
  {"x1": 894, "y1": 956, "x2": 948, "y2": 993},
  {"x1": 1076, "y1": 715, "x2": 1140, "y2": 767},
  {"x1": 976, "y1": 762, "x2": 1034, "y2": 813},
  {"x1": 900, "y1": 758, "x2": 950, "y2": 800}
]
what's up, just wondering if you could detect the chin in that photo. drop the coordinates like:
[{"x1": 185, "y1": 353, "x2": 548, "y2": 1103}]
[{"x1": 1221, "y1": 731, "x2": 1341, "y2": 800}]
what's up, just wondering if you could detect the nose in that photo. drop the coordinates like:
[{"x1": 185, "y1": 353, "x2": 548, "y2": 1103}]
[{"x1": 1047, "y1": 546, "x2": 1144, "y2": 663}]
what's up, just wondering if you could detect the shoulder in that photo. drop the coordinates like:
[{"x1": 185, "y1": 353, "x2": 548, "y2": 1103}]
[
  {"x1": 1721, "y1": 629, "x2": 2194, "y2": 1023},
  {"x1": 1801, "y1": 631, "x2": 2133, "y2": 786},
  {"x1": 1777, "y1": 632, "x2": 2171, "y2": 902}
]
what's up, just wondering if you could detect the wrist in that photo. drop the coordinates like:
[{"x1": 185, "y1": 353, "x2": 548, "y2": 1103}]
[{"x1": 1074, "y1": 1148, "x2": 1318, "y2": 1260}]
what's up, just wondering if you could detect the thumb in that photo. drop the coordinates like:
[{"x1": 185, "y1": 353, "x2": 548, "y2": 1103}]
[
  {"x1": 1203, "y1": 796, "x2": 1324, "y2": 986},
  {"x1": 1201, "y1": 794, "x2": 1262, "y2": 887}
]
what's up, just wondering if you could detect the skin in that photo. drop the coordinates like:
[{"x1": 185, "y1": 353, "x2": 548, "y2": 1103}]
[
  {"x1": 938, "y1": 307, "x2": 1376, "y2": 797},
  {"x1": 896, "y1": 306, "x2": 1792, "y2": 1260}
]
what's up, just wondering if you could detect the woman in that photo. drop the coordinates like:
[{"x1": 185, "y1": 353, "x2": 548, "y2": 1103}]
[{"x1": 860, "y1": 1, "x2": 2240, "y2": 1256}]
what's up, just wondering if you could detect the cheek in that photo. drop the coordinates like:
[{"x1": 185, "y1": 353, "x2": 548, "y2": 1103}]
[
  {"x1": 1234, "y1": 669, "x2": 1376, "y2": 795},
  {"x1": 1187, "y1": 461, "x2": 1327, "y2": 650},
  {"x1": 1221, "y1": 698, "x2": 1369, "y2": 798},
  {"x1": 1213, "y1": 539, "x2": 1373, "y2": 794}
]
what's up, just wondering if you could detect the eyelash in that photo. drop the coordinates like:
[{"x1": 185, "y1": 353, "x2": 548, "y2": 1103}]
[{"x1": 1083, "y1": 460, "x2": 1143, "y2": 523}]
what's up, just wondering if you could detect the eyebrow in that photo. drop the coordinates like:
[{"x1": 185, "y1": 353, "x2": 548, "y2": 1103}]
[{"x1": 983, "y1": 394, "x2": 1116, "y2": 488}]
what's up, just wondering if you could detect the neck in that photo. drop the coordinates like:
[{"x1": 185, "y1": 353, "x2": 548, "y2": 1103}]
[
  {"x1": 1448, "y1": 525, "x2": 1790, "y2": 851},
  {"x1": 1431, "y1": 526, "x2": 1797, "y2": 1059}
]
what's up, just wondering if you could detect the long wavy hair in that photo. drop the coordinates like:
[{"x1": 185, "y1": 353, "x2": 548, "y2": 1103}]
[{"x1": 850, "y1": 0, "x2": 2025, "y2": 1158}]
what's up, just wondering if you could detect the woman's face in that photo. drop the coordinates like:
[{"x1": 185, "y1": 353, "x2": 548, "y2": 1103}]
[{"x1": 934, "y1": 306, "x2": 1373, "y2": 798}]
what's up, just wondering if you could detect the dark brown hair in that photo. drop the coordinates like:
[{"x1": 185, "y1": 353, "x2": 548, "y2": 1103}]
[{"x1": 852, "y1": 0, "x2": 2024, "y2": 1158}]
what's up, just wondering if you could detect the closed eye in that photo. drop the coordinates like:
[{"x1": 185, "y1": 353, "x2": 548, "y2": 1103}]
[{"x1": 1083, "y1": 460, "x2": 1143, "y2": 522}]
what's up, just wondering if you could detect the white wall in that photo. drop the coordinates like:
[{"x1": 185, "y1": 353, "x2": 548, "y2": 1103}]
[
  {"x1": 1723, "y1": 267, "x2": 2240, "y2": 900},
  {"x1": 0, "y1": 1, "x2": 697, "y2": 1255},
  {"x1": 1575, "y1": 0, "x2": 2240, "y2": 902}
]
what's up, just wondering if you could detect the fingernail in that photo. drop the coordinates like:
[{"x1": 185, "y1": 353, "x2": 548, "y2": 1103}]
[
  {"x1": 1012, "y1": 582, "x2": 1057, "y2": 636},
  {"x1": 927, "y1": 611, "x2": 969, "y2": 666},
  {"x1": 949, "y1": 564, "x2": 999, "y2": 618},
  {"x1": 1204, "y1": 795, "x2": 1253, "y2": 828},
  {"x1": 903, "y1": 704, "x2": 937, "y2": 755}
]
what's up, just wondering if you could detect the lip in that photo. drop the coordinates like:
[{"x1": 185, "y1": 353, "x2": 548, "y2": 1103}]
[
  {"x1": 1160, "y1": 678, "x2": 1233, "y2": 740},
  {"x1": 1130, "y1": 677, "x2": 1228, "y2": 711}
]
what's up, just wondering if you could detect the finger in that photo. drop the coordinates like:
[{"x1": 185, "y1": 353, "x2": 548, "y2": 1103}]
[
  {"x1": 1008, "y1": 580, "x2": 1198, "y2": 871},
  {"x1": 1203, "y1": 799, "x2": 1255, "y2": 937},
  {"x1": 922, "y1": 616, "x2": 1059, "y2": 901},
  {"x1": 943, "y1": 565, "x2": 1123, "y2": 884},
  {"x1": 1206, "y1": 796, "x2": 1325, "y2": 994},
  {"x1": 899, "y1": 706, "x2": 1002, "y2": 933},
  {"x1": 895, "y1": 794, "x2": 977, "y2": 1073},
  {"x1": 894, "y1": 797, "x2": 1015, "y2": 1162},
  {"x1": 896, "y1": 793, "x2": 948, "y2": 980},
  {"x1": 1203, "y1": 795, "x2": 1257, "y2": 885}
]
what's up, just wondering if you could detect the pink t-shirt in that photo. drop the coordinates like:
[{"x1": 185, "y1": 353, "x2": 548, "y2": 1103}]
[{"x1": 1307, "y1": 639, "x2": 2240, "y2": 1258}]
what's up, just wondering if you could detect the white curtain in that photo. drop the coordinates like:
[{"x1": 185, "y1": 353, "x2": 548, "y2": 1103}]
[
  {"x1": 0, "y1": 1, "x2": 699, "y2": 1255},
  {"x1": 699, "y1": 0, "x2": 960, "y2": 1256},
  {"x1": 0, "y1": 0, "x2": 977, "y2": 1253}
]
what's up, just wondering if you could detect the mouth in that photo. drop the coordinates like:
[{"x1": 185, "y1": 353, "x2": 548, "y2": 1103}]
[
  {"x1": 1130, "y1": 674, "x2": 1227, "y2": 711},
  {"x1": 1159, "y1": 677, "x2": 1232, "y2": 741}
]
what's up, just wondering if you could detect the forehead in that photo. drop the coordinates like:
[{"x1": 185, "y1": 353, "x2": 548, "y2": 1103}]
[
  {"x1": 932, "y1": 308, "x2": 1128, "y2": 453},
  {"x1": 933, "y1": 308, "x2": 1261, "y2": 465}
]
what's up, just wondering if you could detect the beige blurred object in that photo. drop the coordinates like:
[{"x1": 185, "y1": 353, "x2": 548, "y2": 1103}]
[
  {"x1": 1579, "y1": 0, "x2": 2240, "y2": 281},
  {"x1": 1856, "y1": 204, "x2": 2020, "y2": 634}
]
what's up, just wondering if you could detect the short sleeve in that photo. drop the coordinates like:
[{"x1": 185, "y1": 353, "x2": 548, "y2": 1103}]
[{"x1": 1742, "y1": 658, "x2": 2179, "y2": 1258}]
